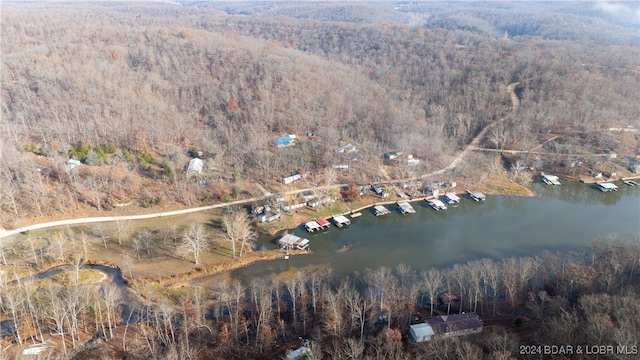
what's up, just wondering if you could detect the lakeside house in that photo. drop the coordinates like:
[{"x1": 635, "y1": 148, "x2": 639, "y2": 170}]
[{"x1": 410, "y1": 313, "x2": 483, "y2": 343}]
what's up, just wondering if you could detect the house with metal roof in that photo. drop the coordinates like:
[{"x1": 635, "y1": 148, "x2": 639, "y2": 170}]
[{"x1": 410, "y1": 313, "x2": 483, "y2": 343}]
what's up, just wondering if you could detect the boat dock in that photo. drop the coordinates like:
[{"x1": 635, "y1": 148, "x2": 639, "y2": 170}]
[
  {"x1": 350, "y1": 212, "x2": 363, "y2": 218},
  {"x1": 595, "y1": 182, "x2": 618, "y2": 192},
  {"x1": 315, "y1": 218, "x2": 331, "y2": 229},
  {"x1": 304, "y1": 221, "x2": 321, "y2": 233},
  {"x1": 397, "y1": 201, "x2": 416, "y2": 214},
  {"x1": 373, "y1": 205, "x2": 391, "y2": 216},
  {"x1": 466, "y1": 190, "x2": 486, "y2": 201},
  {"x1": 443, "y1": 193, "x2": 460, "y2": 204},
  {"x1": 278, "y1": 234, "x2": 310, "y2": 250},
  {"x1": 541, "y1": 172, "x2": 561, "y2": 185},
  {"x1": 332, "y1": 215, "x2": 352, "y2": 227},
  {"x1": 622, "y1": 180, "x2": 639, "y2": 186},
  {"x1": 426, "y1": 198, "x2": 447, "y2": 211}
]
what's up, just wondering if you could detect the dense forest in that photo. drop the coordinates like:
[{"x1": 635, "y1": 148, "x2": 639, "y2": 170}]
[{"x1": 1, "y1": 1, "x2": 639, "y2": 226}]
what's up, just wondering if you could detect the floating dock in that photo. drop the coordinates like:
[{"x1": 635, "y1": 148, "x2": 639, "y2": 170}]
[
  {"x1": 466, "y1": 190, "x2": 486, "y2": 201},
  {"x1": 541, "y1": 172, "x2": 561, "y2": 185},
  {"x1": 304, "y1": 221, "x2": 321, "y2": 233},
  {"x1": 595, "y1": 182, "x2": 618, "y2": 192},
  {"x1": 373, "y1": 205, "x2": 391, "y2": 216},
  {"x1": 350, "y1": 212, "x2": 363, "y2": 218},
  {"x1": 443, "y1": 193, "x2": 460, "y2": 204},
  {"x1": 278, "y1": 234, "x2": 310, "y2": 250},
  {"x1": 397, "y1": 201, "x2": 416, "y2": 214},
  {"x1": 427, "y1": 199, "x2": 447, "y2": 211},
  {"x1": 622, "y1": 180, "x2": 639, "y2": 186},
  {"x1": 332, "y1": 215, "x2": 352, "y2": 227},
  {"x1": 315, "y1": 218, "x2": 331, "y2": 229}
]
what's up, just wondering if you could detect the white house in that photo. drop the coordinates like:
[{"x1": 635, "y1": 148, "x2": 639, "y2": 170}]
[{"x1": 187, "y1": 158, "x2": 203, "y2": 174}]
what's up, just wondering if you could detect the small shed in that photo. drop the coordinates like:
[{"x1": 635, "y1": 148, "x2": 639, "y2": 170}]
[{"x1": 187, "y1": 158, "x2": 203, "y2": 174}]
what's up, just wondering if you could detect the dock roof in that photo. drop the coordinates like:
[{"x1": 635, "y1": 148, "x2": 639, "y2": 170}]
[
  {"x1": 398, "y1": 201, "x2": 415, "y2": 213},
  {"x1": 429, "y1": 199, "x2": 446, "y2": 208},
  {"x1": 596, "y1": 182, "x2": 618, "y2": 190},
  {"x1": 316, "y1": 218, "x2": 330, "y2": 227},
  {"x1": 444, "y1": 193, "x2": 460, "y2": 202},
  {"x1": 305, "y1": 221, "x2": 320, "y2": 231},
  {"x1": 333, "y1": 215, "x2": 351, "y2": 224}
]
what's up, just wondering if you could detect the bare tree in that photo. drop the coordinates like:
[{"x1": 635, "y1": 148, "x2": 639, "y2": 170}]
[
  {"x1": 115, "y1": 219, "x2": 131, "y2": 245},
  {"x1": 222, "y1": 208, "x2": 255, "y2": 258},
  {"x1": 177, "y1": 223, "x2": 209, "y2": 265},
  {"x1": 420, "y1": 268, "x2": 442, "y2": 317}
]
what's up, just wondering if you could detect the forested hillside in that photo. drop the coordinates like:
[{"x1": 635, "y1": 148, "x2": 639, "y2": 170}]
[{"x1": 1, "y1": 1, "x2": 639, "y2": 226}]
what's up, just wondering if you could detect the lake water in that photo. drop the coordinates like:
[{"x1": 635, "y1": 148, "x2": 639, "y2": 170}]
[{"x1": 212, "y1": 182, "x2": 639, "y2": 283}]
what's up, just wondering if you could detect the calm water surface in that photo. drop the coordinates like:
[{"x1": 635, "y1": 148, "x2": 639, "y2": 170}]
[{"x1": 204, "y1": 182, "x2": 639, "y2": 284}]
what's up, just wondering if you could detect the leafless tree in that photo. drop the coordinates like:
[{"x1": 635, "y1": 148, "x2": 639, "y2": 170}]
[
  {"x1": 420, "y1": 268, "x2": 443, "y2": 317},
  {"x1": 115, "y1": 219, "x2": 131, "y2": 245},
  {"x1": 177, "y1": 223, "x2": 209, "y2": 265},
  {"x1": 222, "y1": 208, "x2": 255, "y2": 258}
]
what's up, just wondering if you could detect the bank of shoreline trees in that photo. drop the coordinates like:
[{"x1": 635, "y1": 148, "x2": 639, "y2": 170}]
[{"x1": 1, "y1": 234, "x2": 639, "y2": 359}]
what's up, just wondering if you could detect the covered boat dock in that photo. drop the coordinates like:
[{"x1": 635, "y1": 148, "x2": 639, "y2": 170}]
[
  {"x1": 332, "y1": 215, "x2": 351, "y2": 227},
  {"x1": 397, "y1": 201, "x2": 416, "y2": 214},
  {"x1": 278, "y1": 234, "x2": 310, "y2": 250}
]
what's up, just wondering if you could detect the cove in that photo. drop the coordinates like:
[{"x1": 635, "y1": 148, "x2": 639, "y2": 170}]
[{"x1": 212, "y1": 182, "x2": 639, "y2": 283}]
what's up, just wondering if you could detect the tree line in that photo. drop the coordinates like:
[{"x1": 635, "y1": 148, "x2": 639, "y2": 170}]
[{"x1": 1, "y1": 235, "x2": 638, "y2": 359}]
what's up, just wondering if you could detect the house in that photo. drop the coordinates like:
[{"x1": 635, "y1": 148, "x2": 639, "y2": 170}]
[
  {"x1": 272, "y1": 135, "x2": 295, "y2": 147},
  {"x1": 281, "y1": 202, "x2": 307, "y2": 212},
  {"x1": 384, "y1": 151, "x2": 403, "y2": 160},
  {"x1": 283, "y1": 174, "x2": 302, "y2": 185},
  {"x1": 187, "y1": 158, "x2": 203, "y2": 174},
  {"x1": 407, "y1": 154, "x2": 420, "y2": 166},
  {"x1": 336, "y1": 143, "x2": 357, "y2": 153},
  {"x1": 629, "y1": 162, "x2": 640, "y2": 174},
  {"x1": 333, "y1": 164, "x2": 349, "y2": 170},
  {"x1": 410, "y1": 313, "x2": 483, "y2": 343},
  {"x1": 286, "y1": 346, "x2": 312, "y2": 360},
  {"x1": 65, "y1": 158, "x2": 81, "y2": 171}
]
